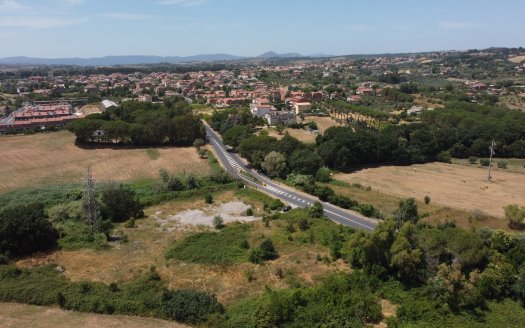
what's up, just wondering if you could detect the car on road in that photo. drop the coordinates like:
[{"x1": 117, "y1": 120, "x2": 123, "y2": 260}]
[{"x1": 282, "y1": 205, "x2": 292, "y2": 212}]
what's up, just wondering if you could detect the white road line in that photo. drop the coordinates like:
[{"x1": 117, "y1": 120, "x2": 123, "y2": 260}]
[{"x1": 323, "y1": 208, "x2": 375, "y2": 230}]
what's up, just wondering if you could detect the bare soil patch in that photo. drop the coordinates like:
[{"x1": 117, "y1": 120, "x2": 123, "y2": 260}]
[
  {"x1": 0, "y1": 303, "x2": 188, "y2": 328},
  {"x1": 0, "y1": 131, "x2": 210, "y2": 191},
  {"x1": 334, "y1": 162, "x2": 525, "y2": 218}
]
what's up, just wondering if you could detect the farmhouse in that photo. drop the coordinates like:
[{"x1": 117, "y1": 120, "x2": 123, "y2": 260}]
[{"x1": 0, "y1": 102, "x2": 77, "y2": 133}]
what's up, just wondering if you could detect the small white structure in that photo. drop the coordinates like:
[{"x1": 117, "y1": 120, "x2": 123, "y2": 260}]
[
  {"x1": 100, "y1": 99, "x2": 118, "y2": 111},
  {"x1": 407, "y1": 106, "x2": 423, "y2": 116}
]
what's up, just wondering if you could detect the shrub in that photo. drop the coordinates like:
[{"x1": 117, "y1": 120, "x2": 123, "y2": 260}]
[
  {"x1": 162, "y1": 289, "x2": 223, "y2": 324},
  {"x1": 497, "y1": 160, "x2": 508, "y2": 169},
  {"x1": 480, "y1": 159, "x2": 490, "y2": 166},
  {"x1": 48, "y1": 202, "x2": 82, "y2": 222},
  {"x1": 298, "y1": 218, "x2": 310, "y2": 231},
  {"x1": 468, "y1": 156, "x2": 478, "y2": 164},
  {"x1": 100, "y1": 184, "x2": 144, "y2": 223},
  {"x1": 424, "y1": 195, "x2": 431, "y2": 204},
  {"x1": 505, "y1": 204, "x2": 525, "y2": 229},
  {"x1": 213, "y1": 215, "x2": 225, "y2": 229},
  {"x1": 259, "y1": 238, "x2": 278, "y2": 261},
  {"x1": 205, "y1": 194, "x2": 213, "y2": 204},
  {"x1": 436, "y1": 151, "x2": 451, "y2": 164},
  {"x1": 309, "y1": 202, "x2": 324, "y2": 218},
  {"x1": 315, "y1": 167, "x2": 332, "y2": 182},
  {"x1": 245, "y1": 207, "x2": 253, "y2": 216}
]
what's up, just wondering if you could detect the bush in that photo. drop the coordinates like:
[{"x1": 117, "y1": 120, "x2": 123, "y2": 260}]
[
  {"x1": 249, "y1": 238, "x2": 278, "y2": 263},
  {"x1": 497, "y1": 161, "x2": 508, "y2": 169},
  {"x1": 0, "y1": 203, "x2": 58, "y2": 258},
  {"x1": 48, "y1": 202, "x2": 82, "y2": 222},
  {"x1": 162, "y1": 289, "x2": 223, "y2": 324},
  {"x1": 436, "y1": 151, "x2": 451, "y2": 164},
  {"x1": 315, "y1": 167, "x2": 332, "y2": 182},
  {"x1": 468, "y1": 156, "x2": 478, "y2": 164},
  {"x1": 205, "y1": 194, "x2": 213, "y2": 204},
  {"x1": 309, "y1": 202, "x2": 324, "y2": 218},
  {"x1": 480, "y1": 159, "x2": 490, "y2": 166},
  {"x1": 213, "y1": 215, "x2": 225, "y2": 229},
  {"x1": 424, "y1": 195, "x2": 431, "y2": 204},
  {"x1": 505, "y1": 204, "x2": 525, "y2": 229},
  {"x1": 100, "y1": 184, "x2": 144, "y2": 223},
  {"x1": 245, "y1": 207, "x2": 253, "y2": 216}
]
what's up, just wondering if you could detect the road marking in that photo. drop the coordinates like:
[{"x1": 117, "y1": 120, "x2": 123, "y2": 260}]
[{"x1": 323, "y1": 208, "x2": 375, "y2": 230}]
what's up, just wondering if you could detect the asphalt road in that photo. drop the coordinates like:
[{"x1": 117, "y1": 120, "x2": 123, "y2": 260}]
[{"x1": 204, "y1": 124, "x2": 378, "y2": 231}]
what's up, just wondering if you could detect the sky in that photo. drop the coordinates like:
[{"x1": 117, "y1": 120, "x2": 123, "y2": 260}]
[{"x1": 0, "y1": 0, "x2": 524, "y2": 58}]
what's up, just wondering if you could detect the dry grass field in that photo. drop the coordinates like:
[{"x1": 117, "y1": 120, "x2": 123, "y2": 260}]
[
  {"x1": 303, "y1": 115, "x2": 342, "y2": 133},
  {"x1": 16, "y1": 190, "x2": 348, "y2": 305},
  {"x1": 334, "y1": 162, "x2": 525, "y2": 218},
  {"x1": 508, "y1": 55, "x2": 525, "y2": 64},
  {"x1": 0, "y1": 303, "x2": 188, "y2": 328},
  {"x1": 0, "y1": 131, "x2": 210, "y2": 192}
]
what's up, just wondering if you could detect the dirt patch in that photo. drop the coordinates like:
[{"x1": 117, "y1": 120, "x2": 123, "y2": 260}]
[
  {"x1": 0, "y1": 302, "x2": 188, "y2": 328},
  {"x1": 335, "y1": 162, "x2": 525, "y2": 218},
  {"x1": 0, "y1": 131, "x2": 210, "y2": 191},
  {"x1": 153, "y1": 201, "x2": 260, "y2": 231}
]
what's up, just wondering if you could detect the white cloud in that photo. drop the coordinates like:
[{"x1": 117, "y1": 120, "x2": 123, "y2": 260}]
[
  {"x1": 438, "y1": 21, "x2": 481, "y2": 30},
  {"x1": 101, "y1": 12, "x2": 154, "y2": 20},
  {"x1": 159, "y1": 0, "x2": 208, "y2": 6},
  {"x1": 0, "y1": 16, "x2": 87, "y2": 29},
  {"x1": 0, "y1": 0, "x2": 32, "y2": 12}
]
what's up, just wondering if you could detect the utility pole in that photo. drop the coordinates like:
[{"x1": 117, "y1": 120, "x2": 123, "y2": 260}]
[
  {"x1": 487, "y1": 140, "x2": 496, "y2": 182},
  {"x1": 84, "y1": 167, "x2": 99, "y2": 232}
]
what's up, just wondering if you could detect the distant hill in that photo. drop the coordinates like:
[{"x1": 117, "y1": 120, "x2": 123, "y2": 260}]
[
  {"x1": 0, "y1": 54, "x2": 246, "y2": 66},
  {"x1": 257, "y1": 51, "x2": 304, "y2": 59}
]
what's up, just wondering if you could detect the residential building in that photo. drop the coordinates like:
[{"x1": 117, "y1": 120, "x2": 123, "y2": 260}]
[{"x1": 265, "y1": 110, "x2": 296, "y2": 126}]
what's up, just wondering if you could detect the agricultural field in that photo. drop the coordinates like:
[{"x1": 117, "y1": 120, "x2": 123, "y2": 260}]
[
  {"x1": 334, "y1": 162, "x2": 525, "y2": 218},
  {"x1": 0, "y1": 131, "x2": 210, "y2": 192},
  {"x1": 0, "y1": 303, "x2": 188, "y2": 328}
]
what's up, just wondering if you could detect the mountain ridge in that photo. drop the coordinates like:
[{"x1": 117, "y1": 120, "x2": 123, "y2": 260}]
[{"x1": 0, "y1": 52, "x2": 309, "y2": 66}]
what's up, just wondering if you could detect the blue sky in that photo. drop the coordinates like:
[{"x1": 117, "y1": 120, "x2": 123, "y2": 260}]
[{"x1": 0, "y1": 0, "x2": 524, "y2": 58}]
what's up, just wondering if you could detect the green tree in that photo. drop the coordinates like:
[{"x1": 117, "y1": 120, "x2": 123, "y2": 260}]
[
  {"x1": 0, "y1": 203, "x2": 58, "y2": 258},
  {"x1": 390, "y1": 222, "x2": 424, "y2": 284},
  {"x1": 100, "y1": 184, "x2": 144, "y2": 223},
  {"x1": 394, "y1": 198, "x2": 419, "y2": 228},
  {"x1": 223, "y1": 126, "x2": 252, "y2": 148},
  {"x1": 289, "y1": 149, "x2": 323, "y2": 175},
  {"x1": 261, "y1": 151, "x2": 287, "y2": 178}
]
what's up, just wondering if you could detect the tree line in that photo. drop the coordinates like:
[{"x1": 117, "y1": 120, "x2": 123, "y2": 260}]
[{"x1": 67, "y1": 97, "x2": 205, "y2": 146}]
